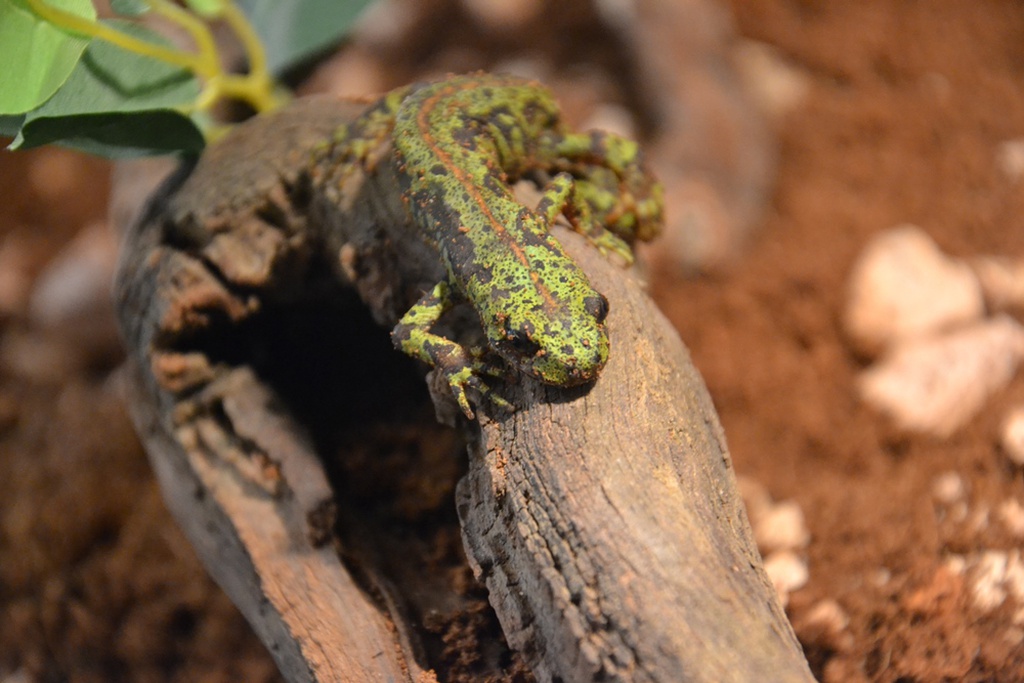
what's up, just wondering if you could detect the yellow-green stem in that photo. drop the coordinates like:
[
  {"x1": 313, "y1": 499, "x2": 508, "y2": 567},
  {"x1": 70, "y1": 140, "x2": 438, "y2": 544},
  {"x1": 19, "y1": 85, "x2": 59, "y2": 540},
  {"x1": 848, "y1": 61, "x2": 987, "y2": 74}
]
[
  {"x1": 148, "y1": 0, "x2": 221, "y2": 75},
  {"x1": 26, "y1": 0, "x2": 286, "y2": 116},
  {"x1": 24, "y1": 0, "x2": 211, "y2": 76}
]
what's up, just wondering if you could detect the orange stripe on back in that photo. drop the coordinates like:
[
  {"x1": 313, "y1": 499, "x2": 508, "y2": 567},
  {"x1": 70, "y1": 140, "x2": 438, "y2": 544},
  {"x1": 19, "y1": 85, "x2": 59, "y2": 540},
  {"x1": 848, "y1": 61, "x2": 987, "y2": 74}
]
[{"x1": 415, "y1": 83, "x2": 559, "y2": 312}]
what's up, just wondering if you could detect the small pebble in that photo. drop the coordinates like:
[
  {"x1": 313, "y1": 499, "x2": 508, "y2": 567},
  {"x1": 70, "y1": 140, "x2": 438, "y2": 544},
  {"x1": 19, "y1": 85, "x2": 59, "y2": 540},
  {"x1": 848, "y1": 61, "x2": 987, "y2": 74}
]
[
  {"x1": 1001, "y1": 406, "x2": 1024, "y2": 467},
  {"x1": 801, "y1": 598, "x2": 850, "y2": 634},
  {"x1": 858, "y1": 316, "x2": 1024, "y2": 436},
  {"x1": 844, "y1": 225, "x2": 985, "y2": 356},
  {"x1": 969, "y1": 550, "x2": 1024, "y2": 622},
  {"x1": 871, "y1": 567, "x2": 892, "y2": 587},
  {"x1": 753, "y1": 499, "x2": 810, "y2": 554},
  {"x1": 732, "y1": 40, "x2": 810, "y2": 119},
  {"x1": 932, "y1": 471, "x2": 966, "y2": 504},
  {"x1": 763, "y1": 550, "x2": 809, "y2": 607},
  {"x1": 945, "y1": 554, "x2": 968, "y2": 576},
  {"x1": 996, "y1": 138, "x2": 1024, "y2": 181},
  {"x1": 794, "y1": 599, "x2": 853, "y2": 654},
  {"x1": 998, "y1": 499, "x2": 1024, "y2": 538},
  {"x1": 946, "y1": 552, "x2": 1024, "y2": 626}
]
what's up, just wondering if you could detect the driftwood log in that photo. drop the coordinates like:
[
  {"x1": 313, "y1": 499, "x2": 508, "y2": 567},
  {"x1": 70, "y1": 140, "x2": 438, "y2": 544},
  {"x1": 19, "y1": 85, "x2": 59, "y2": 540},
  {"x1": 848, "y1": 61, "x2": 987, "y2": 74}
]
[{"x1": 114, "y1": 96, "x2": 814, "y2": 682}]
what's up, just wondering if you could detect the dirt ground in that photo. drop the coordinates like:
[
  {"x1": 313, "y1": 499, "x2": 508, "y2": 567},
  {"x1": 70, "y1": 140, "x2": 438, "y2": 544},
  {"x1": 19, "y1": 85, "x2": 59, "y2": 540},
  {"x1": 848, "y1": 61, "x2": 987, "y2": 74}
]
[{"x1": 3, "y1": 1, "x2": 1024, "y2": 681}]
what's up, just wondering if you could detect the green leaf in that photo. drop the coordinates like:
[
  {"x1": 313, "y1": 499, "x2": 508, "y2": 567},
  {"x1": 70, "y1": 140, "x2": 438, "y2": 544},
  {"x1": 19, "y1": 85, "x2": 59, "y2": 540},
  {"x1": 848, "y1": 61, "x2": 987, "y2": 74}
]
[
  {"x1": 183, "y1": 0, "x2": 223, "y2": 18},
  {"x1": 8, "y1": 20, "x2": 205, "y2": 158},
  {"x1": 0, "y1": 115, "x2": 27, "y2": 139},
  {"x1": 10, "y1": 112, "x2": 205, "y2": 157},
  {"x1": 0, "y1": 0, "x2": 97, "y2": 114},
  {"x1": 239, "y1": 0, "x2": 376, "y2": 74},
  {"x1": 109, "y1": 0, "x2": 150, "y2": 16}
]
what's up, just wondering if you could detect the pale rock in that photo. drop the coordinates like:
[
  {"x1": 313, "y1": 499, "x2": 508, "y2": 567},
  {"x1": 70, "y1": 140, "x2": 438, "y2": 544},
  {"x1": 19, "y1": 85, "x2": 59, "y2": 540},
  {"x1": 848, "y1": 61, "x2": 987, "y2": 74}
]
[
  {"x1": 1001, "y1": 405, "x2": 1024, "y2": 466},
  {"x1": 998, "y1": 498, "x2": 1024, "y2": 538},
  {"x1": 945, "y1": 554, "x2": 967, "y2": 577},
  {"x1": 996, "y1": 138, "x2": 1024, "y2": 181},
  {"x1": 733, "y1": 40, "x2": 811, "y2": 119},
  {"x1": 971, "y1": 255, "x2": 1024, "y2": 313},
  {"x1": 858, "y1": 316, "x2": 1024, "y2": 436},
  {"x1": 968, "y1": 550, "x2": 1024, "y2": 623},
  {"x1": 753, "y1": 499, "x2": 810, "y2": 554},
  {"x1": 950, "y1": 550, "x2": 1024, "y2": 624},
  {"x1": 932, "y1": 471, "x2": 966, "y2": 504},
  {"x1": 736, "y1": 478, "x2": 810, "y2": 553},
  {"x1": 763, "y1": 550, "x2": 809, "y2": 607},
  {"x1": 871, "y1": 567, "x2": 892, "y2": 587},
  {"x1": 801, "y1": 598, "x2": 850, "y2": 635},
  {"x1": 845, "y1": 225, "x2": 985, "y2": 356},
  {"x1": 794, "y1": 598, "x2": 853, "y2": 654}
]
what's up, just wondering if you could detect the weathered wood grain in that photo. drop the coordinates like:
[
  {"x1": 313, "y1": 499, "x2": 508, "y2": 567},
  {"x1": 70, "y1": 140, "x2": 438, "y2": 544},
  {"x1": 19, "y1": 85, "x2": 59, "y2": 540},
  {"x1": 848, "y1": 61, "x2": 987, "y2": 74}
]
[
  {"x1": 114, "y1": 95, "x2": 814, "y2": 682},
  {"x1": 461, "y1": 230, "x2": 812, "y2": 681}
]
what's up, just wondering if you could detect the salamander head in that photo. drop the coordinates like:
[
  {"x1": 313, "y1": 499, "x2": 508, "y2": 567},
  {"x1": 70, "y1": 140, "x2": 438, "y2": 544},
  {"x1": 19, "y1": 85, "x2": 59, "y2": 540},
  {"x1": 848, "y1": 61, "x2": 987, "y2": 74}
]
[{"x1": 484, "y1": 277, "x2": 611, "y2": 387}]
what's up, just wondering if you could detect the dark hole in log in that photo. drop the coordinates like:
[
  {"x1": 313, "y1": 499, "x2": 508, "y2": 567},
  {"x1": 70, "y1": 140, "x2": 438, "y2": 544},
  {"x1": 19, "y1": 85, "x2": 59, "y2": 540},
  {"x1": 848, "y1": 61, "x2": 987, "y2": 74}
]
[{"x1": 163, "y1": 254, "x2": 524, "y2": 676}]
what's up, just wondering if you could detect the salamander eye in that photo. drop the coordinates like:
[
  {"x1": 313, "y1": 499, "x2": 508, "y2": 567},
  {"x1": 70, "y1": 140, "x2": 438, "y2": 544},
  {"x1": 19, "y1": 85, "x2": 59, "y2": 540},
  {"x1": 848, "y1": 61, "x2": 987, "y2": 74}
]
[
  {"x1": 584, "y1": 294, "x2": 610, "y2": 323},
  {"x1": 507, "y1": 329, "x2": 541, "y2": 356}
]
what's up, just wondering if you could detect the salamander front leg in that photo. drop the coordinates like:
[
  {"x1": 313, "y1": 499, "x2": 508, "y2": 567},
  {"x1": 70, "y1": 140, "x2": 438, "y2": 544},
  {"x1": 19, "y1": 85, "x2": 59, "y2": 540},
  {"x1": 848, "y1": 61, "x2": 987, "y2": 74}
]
[{"x1": 391, "y1": 281, "x2": 513, "y2": 419}]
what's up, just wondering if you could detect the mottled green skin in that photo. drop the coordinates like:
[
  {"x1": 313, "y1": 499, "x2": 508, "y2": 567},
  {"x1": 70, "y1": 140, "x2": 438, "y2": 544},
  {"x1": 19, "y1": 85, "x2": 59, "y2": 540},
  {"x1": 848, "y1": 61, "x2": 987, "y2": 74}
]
[{"x1": 327, "y1": 73, "x2": 662, "y2": 418}]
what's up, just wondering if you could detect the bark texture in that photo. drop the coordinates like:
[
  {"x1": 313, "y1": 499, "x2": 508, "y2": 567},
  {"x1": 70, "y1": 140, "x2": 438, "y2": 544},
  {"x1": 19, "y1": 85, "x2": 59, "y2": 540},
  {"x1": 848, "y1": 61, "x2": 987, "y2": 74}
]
[{"x1": 460, "y1": 235, "x2": 810, "y2": 681}]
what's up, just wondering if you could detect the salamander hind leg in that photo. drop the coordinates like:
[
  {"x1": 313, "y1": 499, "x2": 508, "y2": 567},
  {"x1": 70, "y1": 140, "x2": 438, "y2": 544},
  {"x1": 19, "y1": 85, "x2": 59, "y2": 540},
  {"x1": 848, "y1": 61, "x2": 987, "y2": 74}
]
[
  {"x1": 391, "y1": 281, "x2": 513, "y2": 419},
  {"x1": 534, "y1": 172, "x2": 633, "y2": 264},
  {"x1": 544, "y1": 130, "x2": 664, "y2": 244},
  {"x1": 323, "y1": 86, "x2": 412, "y2": 173}
]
